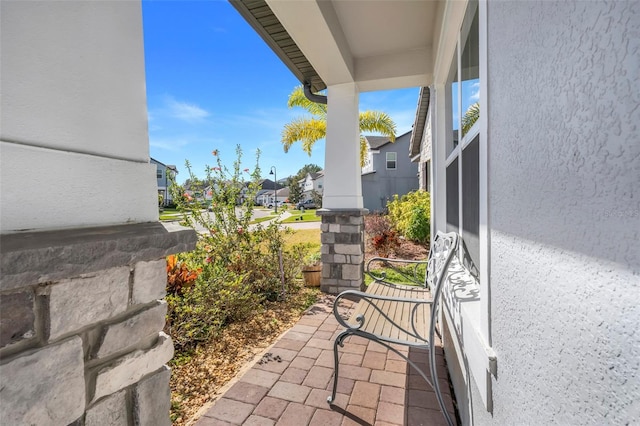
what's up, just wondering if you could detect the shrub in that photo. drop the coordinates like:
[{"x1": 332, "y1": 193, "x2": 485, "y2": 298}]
[
  {"x1": 166, "y1": 255, "x2": 200, "y2": 296},
  {"x1": 165, "y1": 146, "x2": 307, "y2": 353},
  {"x1": 387, "y1": 190, "x2": 431, "y2": 244},
  {"x1": 365, "y1": 213, "x2": 399, "y2": 257}
]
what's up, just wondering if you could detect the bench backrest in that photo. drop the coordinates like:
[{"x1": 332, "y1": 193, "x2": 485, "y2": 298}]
[
  {"x1": 427, "y1": 231, "x2": 459, "y2": 426},
  {"x1": 426, "y1": 232, "x2": 459, "y2": 294}
]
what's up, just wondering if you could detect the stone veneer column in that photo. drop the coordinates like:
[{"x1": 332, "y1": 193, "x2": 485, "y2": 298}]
[
  {"x1": 0, "y1": 222, "x2": 196, "y2": 425},
  {"x1": 317, "y1": 209, "x2": 368, "y2": 294}
]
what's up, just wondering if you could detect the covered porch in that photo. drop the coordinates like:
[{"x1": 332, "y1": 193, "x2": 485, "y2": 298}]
[
  {"x1": 231, "y1": 0, "x2": 493, "y2": 424},
  {"x1": 194, "y1": 295, "x2": 456, "y2": 426}
]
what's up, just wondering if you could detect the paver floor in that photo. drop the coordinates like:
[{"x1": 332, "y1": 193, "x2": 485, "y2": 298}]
[{"x1": 194, "y1": 295, "x2": 457, "y2": 426}]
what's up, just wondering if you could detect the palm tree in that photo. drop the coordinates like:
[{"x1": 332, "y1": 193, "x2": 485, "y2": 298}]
[
  {"x1": 281, "y1": 86, "x2": 397, "y2": 166},
  {"x1": 461, "y1": 102, "x2": 479, "y2": 136}
]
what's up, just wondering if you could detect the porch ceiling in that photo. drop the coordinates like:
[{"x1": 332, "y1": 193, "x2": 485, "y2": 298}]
[{"x1": 231, "y1": 0, "x2": 441, "y2": 93}]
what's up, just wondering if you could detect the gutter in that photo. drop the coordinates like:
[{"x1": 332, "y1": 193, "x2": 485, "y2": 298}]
[{"x1": 304, "y1": 81, "x2": 327, "y2": 105}]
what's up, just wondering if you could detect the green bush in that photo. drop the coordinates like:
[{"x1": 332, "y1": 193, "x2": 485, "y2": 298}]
[
  {"x1": 387, "y1": 190, "x2": 431, "y2": 244},
  {"x1": 165, "y1": 146, "x2": 307, "y2": 353}
]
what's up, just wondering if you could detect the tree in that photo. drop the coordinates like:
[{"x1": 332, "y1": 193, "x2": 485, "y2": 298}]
[
  {"x1": 299, "y1": 163, "x2": 322, "y2": 175},
  {"x1": 461, "y1": 102, "x2": 479, "y2": 136},
  {"x1": 287, "y1": 175, "x2": 304, "y2": 204},
  {"x1": 281, "y1": 86, "x2": 397, "y2": 166},
  {"x1": 310, "y1": 190, "x2": 323, "y2": 209}
]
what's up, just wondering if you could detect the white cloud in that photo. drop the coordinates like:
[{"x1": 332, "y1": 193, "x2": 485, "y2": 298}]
[
  {"x1": 149, "y1": 137, "x2": 190, "y2": 152},
  {"x1": 165, "y1": 97, "x2": 210, "y2": 122},
  {"x1": 469, "y1": 81, "x2": 480, "y2": 102}
]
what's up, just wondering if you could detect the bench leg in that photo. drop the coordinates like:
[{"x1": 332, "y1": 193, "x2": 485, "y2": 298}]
[{"x1": 327, "y1": 329, "x2": 351, "y2": 404}]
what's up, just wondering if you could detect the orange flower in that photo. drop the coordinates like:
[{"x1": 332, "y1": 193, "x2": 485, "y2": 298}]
[{"x1": 212, "y1": 149, "x2": 219, "y2": 156}]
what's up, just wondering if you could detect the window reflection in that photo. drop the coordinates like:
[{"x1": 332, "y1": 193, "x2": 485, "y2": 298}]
[
  {"x1": 446, "y1": 48, "x2": 458, "y2": 155},
  {"x1": 461, "y1": 4, "x2": 479, "y2": 137}
]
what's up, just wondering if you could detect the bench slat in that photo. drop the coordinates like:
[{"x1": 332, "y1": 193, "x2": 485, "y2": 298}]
[{"x1": 349, "y1": 282, "x2": 431, "y2": 345}]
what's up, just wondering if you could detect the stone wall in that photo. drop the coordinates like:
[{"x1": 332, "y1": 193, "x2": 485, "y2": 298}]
[
  {"x1": 318, "y1": 209, "x2": 367, "y2": 294},
  {"x1": 0, "y1": 222, "x2": 196, "y2": 425}
]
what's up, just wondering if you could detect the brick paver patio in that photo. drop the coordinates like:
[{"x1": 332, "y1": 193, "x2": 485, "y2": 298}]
[{"x1": 194, "y1": 295, "x2": 457, "y2": 426}]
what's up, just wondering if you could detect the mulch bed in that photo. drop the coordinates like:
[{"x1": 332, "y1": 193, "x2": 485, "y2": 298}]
[{"x1": 170, "y1": 287, "x2": 319, "y2": 425}]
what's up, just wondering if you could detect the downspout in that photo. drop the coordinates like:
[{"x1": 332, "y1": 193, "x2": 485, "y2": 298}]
[{"x1": 304, "y1": 81, "x2": 327, "y2": 104}]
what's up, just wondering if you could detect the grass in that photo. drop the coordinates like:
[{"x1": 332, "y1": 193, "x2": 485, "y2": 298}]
[
  {"x1": 160, "y1": 208, "x2": 182, "y2": 221},
  {"x1": 284, "y1": 229, "x2": 321, "y2": 252},
  {"x1": 281, "y1": 210, "x2": 321, "y2": 223},
  {"x1": 364, "y1": 263, "x2": 427, "y2": 287}
]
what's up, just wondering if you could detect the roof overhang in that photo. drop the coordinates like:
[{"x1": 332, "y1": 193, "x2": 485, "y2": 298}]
[
  {"x1": 409, "y1": 87, "x2": 430, "y2": 158},
  {"x1": 230, "y1": 0, "x2": 441, "y2": 93}
]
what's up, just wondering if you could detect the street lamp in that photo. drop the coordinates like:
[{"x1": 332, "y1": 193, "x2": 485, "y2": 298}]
[{"x1": 269, "y1": 166, "x2": 277, "y2": 213}]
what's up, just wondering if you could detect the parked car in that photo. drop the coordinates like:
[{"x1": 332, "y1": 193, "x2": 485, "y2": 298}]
[
  {"x1": 268, "y1": 201, "x2": 284, "y2": 208},
  {"x1": 296, "y1": 200, "x2": 317, "y2": 210}
]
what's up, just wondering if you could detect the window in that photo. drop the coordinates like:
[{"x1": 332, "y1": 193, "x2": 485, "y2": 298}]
[
  {"x1": 436, "y1": 0, "x2": 494, "y2": 410},
  {"x1": 157, "y1": 168, "x2": 163, "y2": 179},
  {"x1": 386, "y1": 152, "x2": 397, "y2": 169},
  {"x1": 446, "y1": 0, "x2": 480, "y2": 271}
]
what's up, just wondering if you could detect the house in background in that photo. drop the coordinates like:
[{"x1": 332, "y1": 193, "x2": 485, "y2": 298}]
[
  {"x1": 361, "y1": 131, "x2": 418, "y2": 212},
  {"x1": 255, "y1": 189, "x2": 272, "y2": 206},
  {"x1": 272, "y1": 187, "x2": 290, "y2": 205},
  {"x1": 231, "y1": 0, "x2": 639, "y2": 425},
  {"x1": 151, "y1": 157, "x2": 177, "y2": 206},
  {"x1": 299, "y1": 171, "x2": 324, "y2": 202},
  {"x1": 254, "y1": 178, "x2": 284, "y2": 205}
]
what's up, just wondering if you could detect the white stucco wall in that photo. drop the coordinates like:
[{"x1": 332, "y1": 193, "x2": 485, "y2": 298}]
[
  {"x1": 477, "y1": 1, "x2": 639, "y2": 424},
  {"x1": 1, "y1": 1, "x2": 157, "y2": 232}
]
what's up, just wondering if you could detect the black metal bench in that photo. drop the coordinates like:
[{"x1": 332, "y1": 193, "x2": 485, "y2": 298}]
[{"x1": 328, "y1": 231, "x2": 459, "y2": 426}]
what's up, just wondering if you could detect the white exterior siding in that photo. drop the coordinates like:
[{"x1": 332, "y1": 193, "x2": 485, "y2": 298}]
[
  {"x1": 0, "y1": 1, "x2": 157, "y2": 232},
  {"x1": 419, "y1": 105, "x2": 432, "y2": 191},
  {"x1": 472, "y1": 1, "x2": 639, "y2": 424}
]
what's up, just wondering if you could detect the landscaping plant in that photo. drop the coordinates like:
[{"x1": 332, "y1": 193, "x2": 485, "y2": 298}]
[
  {"x1": 365, "y1": 213, "x2": 399, "y2": 257},
  {"x1": 165, "y1": 146, "x2": 307, "y2": 353},
  {"x1": 387, "y1": 190, "x2": 431, "y2": 245}
]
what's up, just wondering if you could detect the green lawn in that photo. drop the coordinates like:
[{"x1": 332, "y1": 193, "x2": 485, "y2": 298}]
[
  {"x1": 282, "y1": 210, "x2": 321, "y2": 223},
  {"x1": 159, "y1": 208, "x2": 181, "y2": 221},
  {"x1": 364, "y1": 263, "x2": 426, "y2": 287}
]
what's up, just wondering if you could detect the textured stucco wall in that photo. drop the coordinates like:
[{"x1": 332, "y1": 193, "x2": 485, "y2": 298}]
[
  {"x1": 0, "y1": 1, "x2": 157, "y2": 232},
  {"x1": 478, "y1": 1, "x2": 639, "y2": 424}
]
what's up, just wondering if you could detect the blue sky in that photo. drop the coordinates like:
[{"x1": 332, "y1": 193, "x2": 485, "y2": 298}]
[{"x1": 142, "y1": 0, "x2": 420, "y2": 183}]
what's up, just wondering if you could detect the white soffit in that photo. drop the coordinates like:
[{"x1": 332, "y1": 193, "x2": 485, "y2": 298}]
[{"x1": 267, "y1": 0, "x2": 438, "y2": 92}]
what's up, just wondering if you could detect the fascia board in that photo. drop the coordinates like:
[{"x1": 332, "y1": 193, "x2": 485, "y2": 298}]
[{"x1": 267, "y1": 0, "x2": 354, "y2": 86}]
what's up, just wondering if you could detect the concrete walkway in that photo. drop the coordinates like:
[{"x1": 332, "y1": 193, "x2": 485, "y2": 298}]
[{"x1": 193, "y1": 296, "x2": 457, "y2": 426}]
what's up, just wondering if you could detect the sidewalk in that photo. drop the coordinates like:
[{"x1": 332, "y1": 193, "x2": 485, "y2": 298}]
[{"x1": 192, "y1": 295, "x2": 456, "y2": 426}]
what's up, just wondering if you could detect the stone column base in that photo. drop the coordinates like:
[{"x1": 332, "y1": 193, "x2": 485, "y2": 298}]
[
  {"x1": 317, "y1": 208, "x2": 368, "y2": 294},
  {"x1": 0, "y1": 222, "x2": 196, "y2": 425}
]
